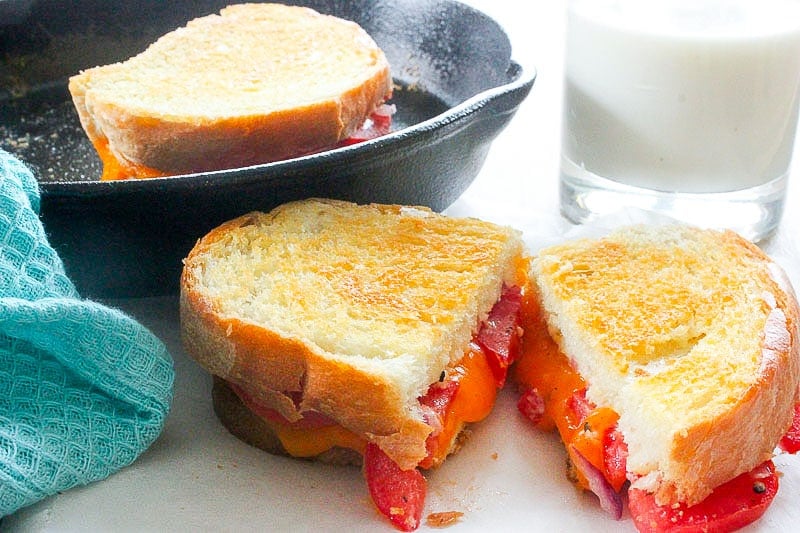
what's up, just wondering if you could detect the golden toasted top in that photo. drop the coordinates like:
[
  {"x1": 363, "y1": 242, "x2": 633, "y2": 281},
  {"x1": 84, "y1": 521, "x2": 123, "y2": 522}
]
[
  {"x1": 536, "y1": 225, "x2": 775, "y2": 375},
  {"x1": 72, "y1": 3, "x2": 390, "y2": 119},
  {"x1": 183, "y1": 199, "x2": 523, "y2": 382}
]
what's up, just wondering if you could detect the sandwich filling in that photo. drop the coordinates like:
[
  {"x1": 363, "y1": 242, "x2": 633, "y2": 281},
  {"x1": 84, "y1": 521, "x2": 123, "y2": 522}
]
[
  {"x1": 513, "y1": 292, "x2": 799, "y2": 532},
  {"x1": 223, "y1": 284, "x2": 524, "y2": 532},
  {"x1": 226, "y1": 331, "x2": 498, "y2": 467},
  {"x1": 505, "y1": 224, "x2": 800, "y2": 533}
]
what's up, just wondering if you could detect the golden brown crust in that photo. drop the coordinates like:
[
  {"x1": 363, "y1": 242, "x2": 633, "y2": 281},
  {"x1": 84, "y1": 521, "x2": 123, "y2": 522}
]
[
  {"x1": 650, "y1": 235, "x2": 800, "y2": 505},
  {"x1": 533, "y1": 224, "x2": 800, "y2": 505},
  {"x1": 69, "y1": 3, "x2": 392, "y2": 177},
  {"x1": 180, "y1": 199, "x2": 526, "y2": 470}
]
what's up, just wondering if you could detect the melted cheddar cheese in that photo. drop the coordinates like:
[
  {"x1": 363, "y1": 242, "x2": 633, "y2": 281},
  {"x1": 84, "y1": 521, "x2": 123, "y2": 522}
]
[
  {"x1": 235, "y1": 345, "x2": 497, "y2": 470},
  {"x1": 418, "y1": 344, "x2": 498, "y2": 469},
  {"x1": 275, "y1": 423, "x2": 367, "y2": 458},
  {"x1": 95, "y1": 138, "x2": 166, "y2": 181},
  {"x1": 513, "y1": 290, "x2": 622, "y2": 491}
]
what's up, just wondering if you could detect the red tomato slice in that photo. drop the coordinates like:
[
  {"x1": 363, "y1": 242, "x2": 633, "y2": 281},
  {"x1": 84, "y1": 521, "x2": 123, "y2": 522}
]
[
  {"x1": 476, "y1": 285, "x2": 523, "y2": 387},
  {"x1": 603, "y1": 427, "x2": 628, "y2": 493},
  {"x1": 628, "y1": 460, "x2": 779, "y2": 533},
  {"x1": 517, "y1": 387, "x2": 546, "y2": 426},
  {"x1": 364, "y1": 443, "x2": 427, "y2": 531},
  {"x1": 566, "y1": 387, "x2": 594, "y2": 422},
  {"x1": 337, "y1": 107, "x2": 394, "y2": 146},
  {"x1": 779, "y1": 402, "x2": 800, "y2": 453},
  {"x1": 419, "y1": 379, "x2": 459, "y2": 463},
  {"x1": 420, "y1": 379, "x2": 459, "y2": 417}
]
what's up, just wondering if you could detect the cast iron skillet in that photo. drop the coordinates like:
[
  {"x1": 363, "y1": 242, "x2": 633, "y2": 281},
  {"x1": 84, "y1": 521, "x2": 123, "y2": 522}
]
[{"x1": 0, "y1": 0, "x2": 535, "y2": 298}]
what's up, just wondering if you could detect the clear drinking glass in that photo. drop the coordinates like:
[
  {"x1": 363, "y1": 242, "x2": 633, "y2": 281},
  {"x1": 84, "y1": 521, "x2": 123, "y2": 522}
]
[{"x1": 559, "y1": 0, "x2": 800, "y2": 241}]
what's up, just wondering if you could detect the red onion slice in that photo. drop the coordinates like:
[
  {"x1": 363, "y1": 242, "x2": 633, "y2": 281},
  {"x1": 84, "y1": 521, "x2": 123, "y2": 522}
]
[{"x1": 569, "y1": 444, "x2": 623, "y2": 520}]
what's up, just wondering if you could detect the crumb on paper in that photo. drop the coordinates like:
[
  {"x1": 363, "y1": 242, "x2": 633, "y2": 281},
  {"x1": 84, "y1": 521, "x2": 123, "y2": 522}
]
[{"x1": 426, "y1": 511, "x2": 464, "y2": 528}]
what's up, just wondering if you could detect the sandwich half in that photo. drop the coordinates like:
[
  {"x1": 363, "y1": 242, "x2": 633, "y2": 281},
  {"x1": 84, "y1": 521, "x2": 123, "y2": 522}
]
[
  {"x1": 513, "y1": 224, "x2": 800, "y2": 532},
  {"x1": 69, "y1": 3, "x2": 393, "y2": 180},
  {"x1": 180, "y1": 198, "x2": 530, "y2": 530}
]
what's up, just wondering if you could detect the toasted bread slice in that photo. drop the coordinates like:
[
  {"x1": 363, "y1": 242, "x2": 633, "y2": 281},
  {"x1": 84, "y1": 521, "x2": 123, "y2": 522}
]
[
  {"x1": 69, "y1": 3, "x2": 392, "y2": 180},
  {"x1": 180, "y1": 199, "x2": 527, "y2": 470},
  {"x1": 531, "y1": 224, "x2": 799, "y2": 506}
]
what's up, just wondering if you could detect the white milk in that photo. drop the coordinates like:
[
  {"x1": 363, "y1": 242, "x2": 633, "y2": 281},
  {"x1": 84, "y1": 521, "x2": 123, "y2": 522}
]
[{"x1": 562, "y1": 0, "x2": 800, "y2": 194}]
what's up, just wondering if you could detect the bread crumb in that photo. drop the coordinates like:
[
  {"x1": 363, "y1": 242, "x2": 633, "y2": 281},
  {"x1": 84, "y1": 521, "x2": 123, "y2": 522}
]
[{"x1": 426, "y1": 511, "x2": 464, "y2": 528}]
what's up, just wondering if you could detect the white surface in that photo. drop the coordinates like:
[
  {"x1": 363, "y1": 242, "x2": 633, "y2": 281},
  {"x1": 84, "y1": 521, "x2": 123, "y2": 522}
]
[{"x1": 6, "y1": 0, "x2": 800, "y2": 531}]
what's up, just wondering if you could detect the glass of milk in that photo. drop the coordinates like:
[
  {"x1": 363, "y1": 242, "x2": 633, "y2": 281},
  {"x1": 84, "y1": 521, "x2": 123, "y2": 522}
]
[{"x1": 560, "y1": 0, "x2": 800, "y2": 241}]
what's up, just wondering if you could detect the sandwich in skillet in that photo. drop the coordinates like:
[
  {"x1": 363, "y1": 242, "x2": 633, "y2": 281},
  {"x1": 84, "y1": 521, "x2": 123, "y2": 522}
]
[{"x1": 69, "y1": 4, "x2": 393, "y2": 180}]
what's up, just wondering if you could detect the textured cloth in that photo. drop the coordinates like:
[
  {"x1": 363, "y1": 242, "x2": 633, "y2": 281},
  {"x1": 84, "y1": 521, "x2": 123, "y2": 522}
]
[{"x1": 0, "y1": 149, "x2": 174, "y2": 516}]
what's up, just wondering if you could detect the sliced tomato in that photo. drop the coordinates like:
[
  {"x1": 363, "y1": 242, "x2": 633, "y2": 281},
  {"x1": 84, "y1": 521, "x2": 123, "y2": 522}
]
[
  {"x1": 517, "y1": 387, "x2": 546, "y2": 426},
  {"x1": 566, "y1": 387, "x2": 594, "y2": 423},
  {"x1": 628, "y1": 460, "x2": 779, "y2": 533},
  {"x1": 420, "y1": 379, "x2": 459, "y2": 416},
  {"x1": 476, "y1": 284, "x2": 523, "y2": 387},
  {"x1": 603, "y1": 427, "x2": 628, "y2": 492},
  {"x1": 364, "y1": 442, "x2": 427, "y2": 532},
  {"x1": 419, "y1": 379, "x2": 459, "y2": 463},
  {"x1": 779, "y1": 401, "x2": 800, "y2": 453},
  {"x1": 337, "y1": 105, "x2": 394, "y2": 146}
]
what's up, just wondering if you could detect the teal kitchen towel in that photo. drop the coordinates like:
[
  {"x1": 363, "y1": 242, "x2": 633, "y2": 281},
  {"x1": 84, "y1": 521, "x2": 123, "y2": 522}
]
[{"x1": 0, "y1": 149, "x2": 174, "y2": 516}]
